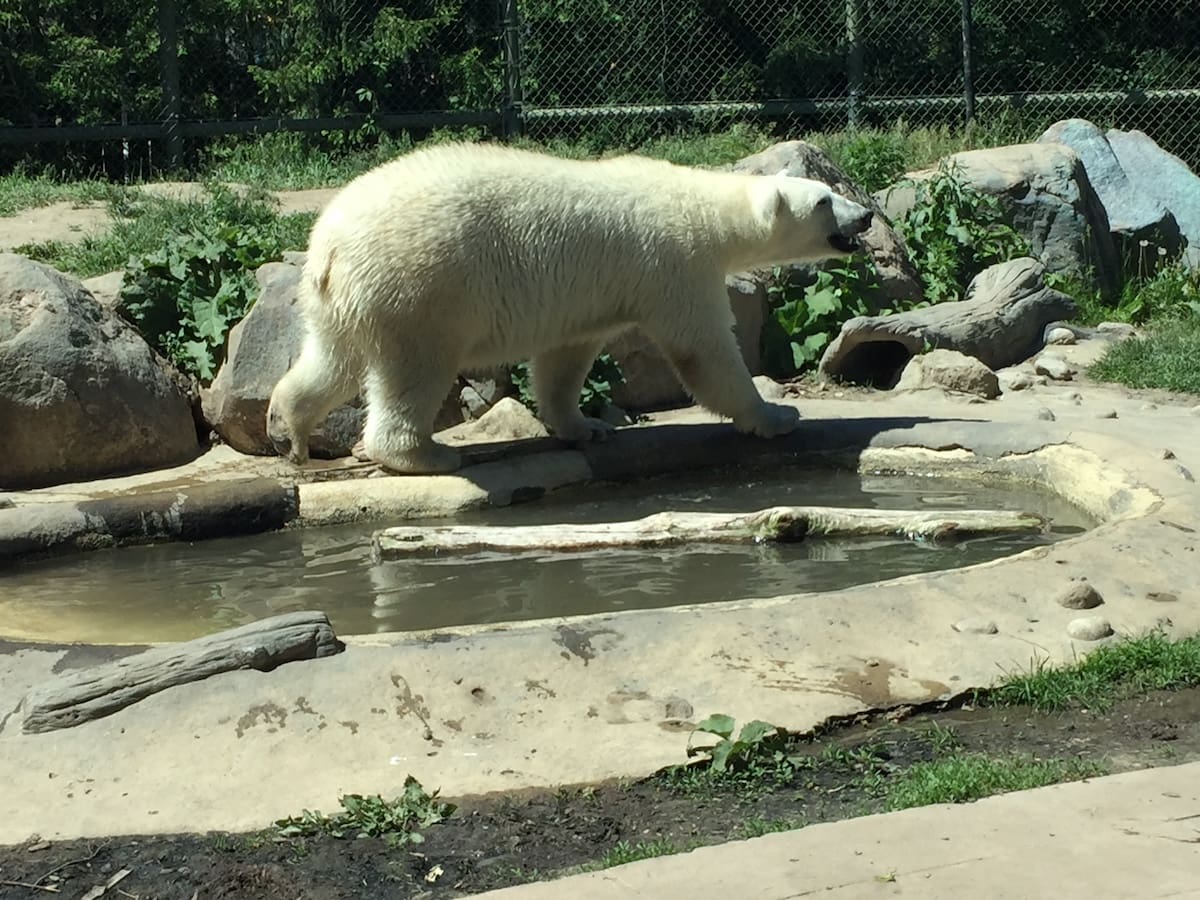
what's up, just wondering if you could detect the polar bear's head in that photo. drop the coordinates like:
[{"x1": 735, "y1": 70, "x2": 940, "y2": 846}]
[{"x1": 751, "y1": 175, "x2": 874, "y2": 265}]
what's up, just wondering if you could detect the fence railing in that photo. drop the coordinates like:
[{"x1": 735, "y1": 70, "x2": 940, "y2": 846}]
[{"x1": 2, "y1": 0, "x2": 1198, "y2": 171}]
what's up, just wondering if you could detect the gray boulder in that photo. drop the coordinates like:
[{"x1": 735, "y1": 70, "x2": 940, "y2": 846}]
[
  {"x1": 1038, "y1": 119, "x2": 1182, "y2": 269},
  {"x1": 0, "y1": 254, "x2": 198, "y2": 488},
  {"x1": 1104, "y1": 127, "x2": 1200, "y2": 270},
  {"x1": 878, "y1": 143, "x2": 1119, "y2": 299},
  {"x1": 733, "y1": 140, "x2": 922, "y2": 305},
  {"x1": 202, "y1": 261, "x2": 365, "y2": 458},
  {"x1": 818, "y1": 258, "x2": 1077, "y2": 387}
]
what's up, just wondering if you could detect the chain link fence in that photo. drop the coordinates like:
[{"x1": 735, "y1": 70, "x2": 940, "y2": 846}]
[{"x1": 1, "y1": 0, "x2": 1198, "y2": 172}]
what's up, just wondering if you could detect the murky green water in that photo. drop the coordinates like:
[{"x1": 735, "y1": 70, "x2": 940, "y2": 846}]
[{"x1": 0, "y1": 468, "x2": 1094, "y2": 644}]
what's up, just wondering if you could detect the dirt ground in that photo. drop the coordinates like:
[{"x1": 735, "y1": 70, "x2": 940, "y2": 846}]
[{"x1": 2, "y1": 687, "x2": 1197, "y2": 900}]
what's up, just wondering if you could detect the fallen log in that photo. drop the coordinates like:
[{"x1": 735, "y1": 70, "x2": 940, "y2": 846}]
[
  {"x1": 373, "y1": 506, "x2": 1049, "y2": 559},
  {"x1": 20, "y1": 611, "x2": 343, "y2": 734}
]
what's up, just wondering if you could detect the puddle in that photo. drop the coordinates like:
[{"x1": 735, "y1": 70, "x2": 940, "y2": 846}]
[{"x1": 0, "y1": 469, "x2": 1094, "y2": 644}]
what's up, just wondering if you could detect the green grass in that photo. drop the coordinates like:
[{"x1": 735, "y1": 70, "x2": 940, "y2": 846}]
[
  {"x1": 0, "y1": 171, "x2": 121, "y2": 217},
  {"x1": 1089, "y1": 316, "x2": 1200, "y2": 393},
  {"x1": 592, "y1": 838, "x2": 683, "y2": 869},
  {"x1": 15, "y1": 184, "x2": 315, "y2": 278},
  {"x1": 988, "y1": 632, "x2": 1200, "y2": 712},
  {"x1": 884, "y1": 753, "x2": 1106, "y2": 810}
]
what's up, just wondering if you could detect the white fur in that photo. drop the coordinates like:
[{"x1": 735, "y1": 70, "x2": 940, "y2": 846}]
[{"x1": 268, "y1": 142, "x2": 872, "y2": 473}]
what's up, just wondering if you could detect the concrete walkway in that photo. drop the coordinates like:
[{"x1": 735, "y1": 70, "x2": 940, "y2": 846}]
[{"x1": 477, "y1": 762, "x2": 1200, "y2": 899}]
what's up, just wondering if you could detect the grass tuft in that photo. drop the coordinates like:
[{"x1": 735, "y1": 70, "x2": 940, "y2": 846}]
[
  {"x1": 885, "y1": 754, "x2": 1105, "y2": 810},
  {"x1": 988, "y1": 632, "x2": 1200, "y2": 712},
  {"x1": 1089, "y1": 316, "x2": 1200, "y2": 394}
]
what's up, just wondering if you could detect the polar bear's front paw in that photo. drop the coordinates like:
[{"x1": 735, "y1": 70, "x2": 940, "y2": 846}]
[
  {"x1": 548, "y1": 415, "x2": 615, "y2": 444},
  {"x1": 736, "y1": 402, "x2": 801, "y2": 439}
]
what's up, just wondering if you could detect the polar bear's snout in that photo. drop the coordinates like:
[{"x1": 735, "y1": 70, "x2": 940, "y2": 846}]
[{"x1": 827, "y1": 195, "x2": 873, "y2": 254}]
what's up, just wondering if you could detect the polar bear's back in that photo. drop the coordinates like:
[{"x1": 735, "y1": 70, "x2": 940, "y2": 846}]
[{"x1": 303, "y1": 142, "x2": 751, "y2": 365}]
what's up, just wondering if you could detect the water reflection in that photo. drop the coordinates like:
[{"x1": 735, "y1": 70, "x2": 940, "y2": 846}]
[{"x1": 0, "y1": 470, "x2": 1092, "y2": 644}]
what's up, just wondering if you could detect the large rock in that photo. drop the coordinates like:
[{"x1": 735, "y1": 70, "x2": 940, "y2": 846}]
[
  {"x1": 878, "y1": 143, "x2": 1119, "y2": 299},
  {"x1": 818, "y1": 258, "x2": 1077, "y2": 387},
  {"x1": 1104, "y1": 127, "x2": 1200, "y2": 270},
  {"x1": 1038, "y1": 119, "x2": 1182, "y2": 268},
  {"x1": 732, "y1": 140, "x2": 922, "y2": 305},
  {"x1": 0, "y1": 253, "x2": 198, "y2": 488},
  {"x1": 202, "y1": 261, "x2": 365, "y2": 458}
]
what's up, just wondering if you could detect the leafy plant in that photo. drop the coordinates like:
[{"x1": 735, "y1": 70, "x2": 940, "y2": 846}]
[
  {"x1": 275, "y1": 776, "x2": 455, "y2": 848},
  {"x1": 116, "y1": 185, "x2": 312, "y2": 381},
  {"x1": 896, "y1": 161, "x2": 1029, "y2": 303},
  {"x1": 836, "y1": 131, "x2": 907, "y2": 194},
  {"x1": 685, "y1": 714, "x2": 790, "y2": 774},
  {"x1": 511, "y1": 353, "x2": 626, "y2": 418}
]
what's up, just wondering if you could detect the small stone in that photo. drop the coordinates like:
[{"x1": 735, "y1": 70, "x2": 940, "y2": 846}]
[
  {"x1": 1096, "y1": 322, "x2": 1137, "y2": 339},
  {"x1": 1034, "y1": 355, "x2": 1077, "y2": 381},
  {"x1": 1162, "y1": 449, "x2": 1176, "y2": 460},
  {"x1": 26, "y1": 841, "x2": 50, "y2": 853},
  {"x1": 1176, "y1": 464, "x2": 1195, "y2": 483},
  {"x1": 599, "y1": 403, "x2": 633, "y2": 427},
  {"x1": 1147, "y1": 592, "x2": 1178, "y2": 603},
  {"x1": 1096, "y1": 410, "x2": 1118, "y2": 419},
  {"x1": 752, "y1": 374, "x2": 788, "y2": 401},
  {"x1": 1057, "y1": 582, "x2": 1104, "y2": 610},
  {"x1": 1036, "y1": 407, "x2": 1056, "y2": 421},
  {"x1": 1067, "y1": 616, "x2": 1114, "y2": 641},
  {"x1": 1141, "y1": 403, "x2": 1158, "y2": 411},
  {"x1": 999, "y1": 371, "x2": 1035, "y2": 392},
  {"x1": 1067, "y1": 391, "x2": 1084, "y2": 405},
  {"x1": 953, "y1": 618, "x2": 998, "y2": 635},
  {"x1": 0, "y1": 496, "x2": 13, "y2": 510},
  {"x1": 1046, "y1": 327, "x2": 1076, "y2": 345}
]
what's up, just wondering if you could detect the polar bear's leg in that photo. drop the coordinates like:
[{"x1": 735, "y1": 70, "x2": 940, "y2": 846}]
[
  {"x1": 645, "y1": 292, "x2": 801, "y2": 439},
  {"x1": 531, "y1": 342, "x2": 616, "y2": 443},
  {"x1": 360, "y1": 347, "x2": 463, "y2": 475},
  {"x1": 267, "y1": 329, "x2": 361, "y2": 464}
]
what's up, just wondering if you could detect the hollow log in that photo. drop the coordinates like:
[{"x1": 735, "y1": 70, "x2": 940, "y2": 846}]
[
  {"x1": 373, "y1": 506, "x2": 1048, "y2": 559},
  {"x1": 20, "y1": 611, "x2": 343, "y2": 734}
]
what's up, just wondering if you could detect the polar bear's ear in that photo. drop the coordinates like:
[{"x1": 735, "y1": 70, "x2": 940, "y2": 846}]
[{"x1": 750, "y1": 178, "x2": 784, "y2": 227}]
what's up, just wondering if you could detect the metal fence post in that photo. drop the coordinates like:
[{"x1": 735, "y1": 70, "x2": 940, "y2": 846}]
[
  {"x1": 157, "y1": 0, "x2": 183, "y2": 169},
  {"x1": 846, "y1": 0, "x2": 865, "y2": 128},
  {"x1": 501, "y1": 0, "x2": 524, "y2": 139},
  {"x1": 960, "y1": 0, "x2": 977, "y2": 125}
]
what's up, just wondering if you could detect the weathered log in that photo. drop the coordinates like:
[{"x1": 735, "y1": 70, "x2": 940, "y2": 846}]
[
  {"x1": 817, "y1": 257, "x2": 1078, "y2": 388},
  {"x1": 20, "y1": 611, "x2": 343, "y2": 734},
  {"x1": 373, "y1": 506, "x2": 1048, "y2": 559}
]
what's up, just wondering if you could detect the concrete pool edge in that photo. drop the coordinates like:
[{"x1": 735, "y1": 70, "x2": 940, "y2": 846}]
[
  {"x1": 0, "y1": 409, "x2": 1161, "y2": 564},
  {"x1": 1, "y1": 388, "x2": 1198, "y2": 843}
]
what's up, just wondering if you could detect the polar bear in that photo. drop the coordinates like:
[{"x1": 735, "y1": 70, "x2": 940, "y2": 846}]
[{"x1": 267, "y1": 142, "x2": 872, "y2": 474}]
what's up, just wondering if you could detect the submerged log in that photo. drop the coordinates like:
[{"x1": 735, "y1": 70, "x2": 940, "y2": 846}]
[
  {"x1": 20, "y1": 611, "x2": 343, "y2": 734},
  {"x1": 373, "y1": 506, "x2": 1048, "y2": 559}
]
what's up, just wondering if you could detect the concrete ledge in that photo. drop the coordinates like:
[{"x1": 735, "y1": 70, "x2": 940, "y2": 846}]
[{"x1": 0, "y1": 477, "x2": 298, "y2": 564}]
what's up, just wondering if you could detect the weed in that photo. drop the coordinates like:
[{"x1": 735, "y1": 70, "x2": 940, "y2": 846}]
[
  {"x1": 896, "y1": 161, "x2": 1028, "y2": 303},
  {"x1": 275, "y1": 776, "x2": 455, "y2": 848},
  {"x1": 738, "y1": 816, "x2": 804, "y2": 839},
  {"x1": 835, "y1": 131, "x2": 907, "y2": 194},
  {"x1": 593, "y1": 838, "x2": 681, "y2": 869},
  {"x1": 884, "y1": 753, "x2": 1106, "y2": 810},
  {"x1": 686, "y1": 714, "x2": 790, "y2": 775},
  {"x1": 987, "y1": 631, "x2": 1200, "y2": 712},
  {"x1": 1089, "y1": 315, "x2": 1200, "y2": 393}
]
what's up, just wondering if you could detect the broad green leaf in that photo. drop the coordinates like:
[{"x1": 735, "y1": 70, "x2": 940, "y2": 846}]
[
  {"x1": 694, "y1": 714, "x2": 735, "y2": 740},
  {"x1": 736, "y1": 720, "x2": 778, "y2": 745},
  {"x1": 709, "y1": 741, "x2": 734, "y2": 773}
]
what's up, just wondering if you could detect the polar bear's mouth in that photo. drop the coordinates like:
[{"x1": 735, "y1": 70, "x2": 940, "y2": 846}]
[{"x1": 827, "y1": 233, "x2": 861, "y2": 254}]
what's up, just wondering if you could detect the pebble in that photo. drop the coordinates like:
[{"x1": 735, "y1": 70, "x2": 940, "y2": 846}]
[
  {"x1": 1096, "y1": 410, "x2": 1118, "y2": 419},
  {"x1": 1067, "y1": 391, "x2": 1084, "y2": 405},
  {"x1": 1045, "y1": 327, "x2": 1076, "y2": 345},
  {"x1": 1141, "y1": 403, "x2": 1158, "y2": 411},
  {"x1": 1176, "y1": 464, "x2": 1195, "y2": 483},
  {"x1": 1057, "y1": 582, "x2": 1104, "y2": 610},
  {"x1": 1034, "y1": 355, "x2": 1077, "y2": 381},
  {"x1": 1001, "y1": 371, "x2": 1035, "y2": 392},
  {"x1": 1162, "y1": 449, "x2": 1176, "y2": 460},
  {"x1": 1067, "y1": 616, "x2": 1114, "y2": 641},
  {"x1": 1147, "y1": 592, "x2": 1178, "y2": 603},
  {"x1": 1036, "y1": 407, "x2": 1056, "y2": 421},
  {"x1": 953, "y1": 618, "x2": 998, "y2": 635}
]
